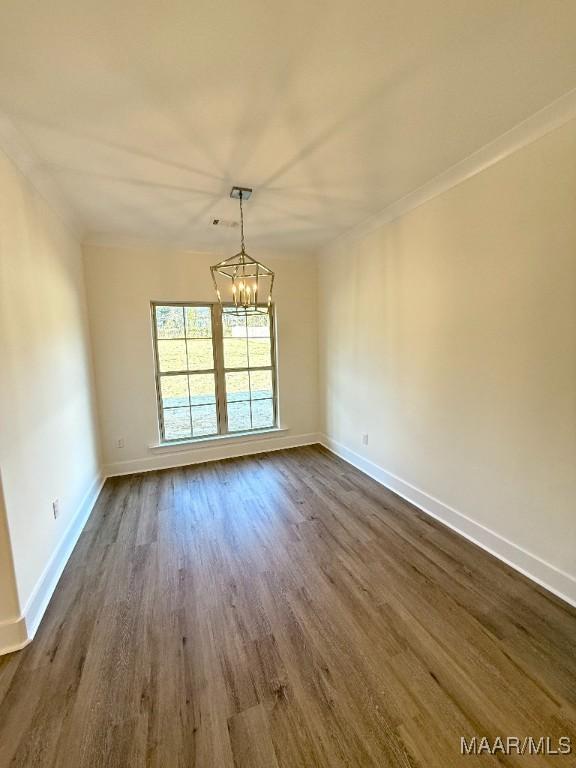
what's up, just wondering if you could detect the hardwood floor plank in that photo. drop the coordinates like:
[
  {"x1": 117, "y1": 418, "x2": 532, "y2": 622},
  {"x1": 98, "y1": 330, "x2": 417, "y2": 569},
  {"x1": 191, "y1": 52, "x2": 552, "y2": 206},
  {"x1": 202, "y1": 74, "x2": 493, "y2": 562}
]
[
  {"x1": 0, "y1": 445, "x2": 574, "y2": 767},
  {"x1": 228, "y1": 703, "x2": 280, "y2": 768}
]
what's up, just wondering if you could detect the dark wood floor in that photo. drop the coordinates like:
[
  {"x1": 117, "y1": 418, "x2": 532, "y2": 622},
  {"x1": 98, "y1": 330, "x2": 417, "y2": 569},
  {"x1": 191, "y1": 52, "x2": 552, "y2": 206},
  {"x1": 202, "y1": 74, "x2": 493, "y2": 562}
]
[{"x1": 1, "y1": 446, "x2": 575, "y2": 767}]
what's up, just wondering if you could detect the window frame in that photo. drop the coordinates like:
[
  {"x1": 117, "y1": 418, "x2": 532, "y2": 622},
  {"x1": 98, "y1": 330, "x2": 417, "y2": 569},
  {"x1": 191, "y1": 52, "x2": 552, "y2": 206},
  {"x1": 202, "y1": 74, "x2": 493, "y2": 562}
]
[{"x1": 151, "y1": 300, "x2": 278, "y2": 443}]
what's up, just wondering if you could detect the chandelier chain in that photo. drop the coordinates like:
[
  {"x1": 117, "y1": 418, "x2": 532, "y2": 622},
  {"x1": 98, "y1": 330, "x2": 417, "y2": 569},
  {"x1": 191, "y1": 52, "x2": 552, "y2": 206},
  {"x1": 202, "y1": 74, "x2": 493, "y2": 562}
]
[{"x1": 239, "y1": 190, "x2": 246, "y2": 254}]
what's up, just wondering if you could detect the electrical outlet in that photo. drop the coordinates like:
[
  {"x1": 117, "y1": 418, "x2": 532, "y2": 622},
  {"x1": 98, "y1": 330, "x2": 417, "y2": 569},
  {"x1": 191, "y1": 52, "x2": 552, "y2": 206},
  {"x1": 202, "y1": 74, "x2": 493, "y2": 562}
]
[
  {"x1": 52, "y1": 499, "x2": 59, "y2": 519},
  {"x1": 116, "y1": 438, "x2": 125, "y2": 449},
  {"x1": 362, "y1": 433, "x2": 369, "y2": 446}
]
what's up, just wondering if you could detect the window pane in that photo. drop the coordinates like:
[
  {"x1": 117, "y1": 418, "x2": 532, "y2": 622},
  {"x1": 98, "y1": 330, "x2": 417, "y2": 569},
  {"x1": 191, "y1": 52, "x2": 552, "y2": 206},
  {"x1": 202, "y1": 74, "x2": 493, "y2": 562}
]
[
  {"x1": 158, "y1": 340, "x2": 187, "y2": 372},
  {"x1": 191, "y1": 404, "x2": 217, "y2": 436},
  {"x1": 247, "y1": 314, "x2": 270, "y2": 338},
  {"x1": 225, "y1": 371, "x2": 250, "y2": 402},
  {"x1": 163, "y1": 407, "x2": 192, "y2": 440},
  {"x1": 251, "y1": 398, "x2": 274, "y2": 429},
  {"x1": 189, "y1": 373, "x2": 216, "y2": 405},
  {"x1": 154, "y1": 304, "x2": 276, "y2": 441},
  {"x1": 250, "y1": 370, "x2": 272, "y2": 400},
  {"x1": 186, "y1": 339, "x2": 214, "y2": 370},
  {"x1": 160, "y1": 375, "x2": 189, "y2": 408},
  {"x1": 223, "y1": 338, "x2": 248, "y2": 369},
  {"x1": 248, "y1": 338, "x2": 271, "y2": 367},
  {"x1": 155, "y1": 306, "x2": 184, "y2": 339},
  {"x1": 185, "y1": 306, "x2": 212, "y2": 338},
  {"x1": 222, "y1": 310, "x2": 247, "y2": 338},
  {"x1": 227, "y1": 400, "x2": 251, "y2": 432}
]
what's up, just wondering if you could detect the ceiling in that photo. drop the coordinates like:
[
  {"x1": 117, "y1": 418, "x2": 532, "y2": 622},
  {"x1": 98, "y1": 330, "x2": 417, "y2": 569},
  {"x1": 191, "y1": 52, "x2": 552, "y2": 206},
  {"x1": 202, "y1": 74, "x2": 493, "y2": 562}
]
[{"x1": 1, "y1": 0, "x2": 576, "y2": 253}]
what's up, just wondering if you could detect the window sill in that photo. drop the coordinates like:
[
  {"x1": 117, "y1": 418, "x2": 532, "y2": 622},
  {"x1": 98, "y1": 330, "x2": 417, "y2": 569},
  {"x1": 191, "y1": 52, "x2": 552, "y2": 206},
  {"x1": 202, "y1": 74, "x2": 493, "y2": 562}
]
[{"x1": 149, "y1": 427, "x2": 288, "y2": 452}]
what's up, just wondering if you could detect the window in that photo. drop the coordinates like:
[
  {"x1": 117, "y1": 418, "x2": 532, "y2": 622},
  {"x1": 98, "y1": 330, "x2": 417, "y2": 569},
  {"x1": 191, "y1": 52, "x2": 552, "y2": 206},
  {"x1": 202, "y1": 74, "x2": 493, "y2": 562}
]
[{"x1": 152, "y1": 303, "x2": 277, "y2": 442}]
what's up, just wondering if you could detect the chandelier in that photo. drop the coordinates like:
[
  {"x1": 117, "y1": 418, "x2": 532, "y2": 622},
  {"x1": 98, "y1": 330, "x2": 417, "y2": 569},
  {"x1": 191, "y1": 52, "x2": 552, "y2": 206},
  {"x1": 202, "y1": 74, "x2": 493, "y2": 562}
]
[{"x1": 210, "y1": 187, "x2": 274, "y2": 316}]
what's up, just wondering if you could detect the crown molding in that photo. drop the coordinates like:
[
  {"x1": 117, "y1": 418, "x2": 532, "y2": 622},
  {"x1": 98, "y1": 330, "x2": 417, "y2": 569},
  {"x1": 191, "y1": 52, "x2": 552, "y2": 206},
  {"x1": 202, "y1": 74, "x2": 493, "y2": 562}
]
[
  {"x1": 325, "y1": 87, "x2": 576, "y2": 250},
  {"x1": 0, "y1": 112, "x2": 84, "y2": 241}
]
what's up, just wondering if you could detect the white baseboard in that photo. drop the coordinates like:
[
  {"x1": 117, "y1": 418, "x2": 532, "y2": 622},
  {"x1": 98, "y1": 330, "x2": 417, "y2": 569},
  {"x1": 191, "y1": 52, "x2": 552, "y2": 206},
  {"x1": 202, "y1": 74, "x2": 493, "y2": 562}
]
[
  {"x1": 23, "y1": 473, "x2": 106, "y2": 640},
  {"x1": 105, "y1": 431, "x2": 322, "y2": 477},
  {"x1": 0, "y1": 615, "x2": 29, "y2": 655},
  {"x1": 320, "y1": 435, "x2": 576, "y2": 609},
  {"x1": 0, "y1": 472, "x2": 105, "y2": 656}
]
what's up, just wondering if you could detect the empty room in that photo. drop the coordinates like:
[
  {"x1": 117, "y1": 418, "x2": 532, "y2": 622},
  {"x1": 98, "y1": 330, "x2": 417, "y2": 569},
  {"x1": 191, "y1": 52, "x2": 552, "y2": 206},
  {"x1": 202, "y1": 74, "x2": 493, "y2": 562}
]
[{"x1": 0, "y1": 1, "x2": 575, "y2": 765}]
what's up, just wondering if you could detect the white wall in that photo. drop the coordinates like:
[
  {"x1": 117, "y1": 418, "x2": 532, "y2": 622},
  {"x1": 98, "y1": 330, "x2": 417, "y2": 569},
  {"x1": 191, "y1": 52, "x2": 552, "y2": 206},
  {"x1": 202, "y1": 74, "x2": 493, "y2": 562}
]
[
  {"x1": 0, "y1": 474, "x2": 22, "y2": 648},
  {"x1": 83, "y1": 245, "x2": 319, "y2": 475},
  {"x1": 0, "y1": 149, "x2": 101, "y2": 648},
  {"x1": 318, "y1": 118, "x2": 576, "y2": 602}
]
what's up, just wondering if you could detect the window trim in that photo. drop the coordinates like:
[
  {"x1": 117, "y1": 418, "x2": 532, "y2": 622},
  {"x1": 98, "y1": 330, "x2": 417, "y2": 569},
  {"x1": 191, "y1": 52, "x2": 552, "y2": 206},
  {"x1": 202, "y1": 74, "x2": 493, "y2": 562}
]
[{"x1": 151, "y1": 300, "x2": 278, "y2": 444}]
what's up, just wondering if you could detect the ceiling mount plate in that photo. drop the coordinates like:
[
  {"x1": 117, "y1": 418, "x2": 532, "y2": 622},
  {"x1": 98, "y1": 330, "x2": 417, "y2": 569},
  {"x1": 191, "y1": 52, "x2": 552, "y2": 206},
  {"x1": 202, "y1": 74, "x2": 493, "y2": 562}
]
[{"x1": 230, "y1": 186, "x2": 253, "y2": 200}]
